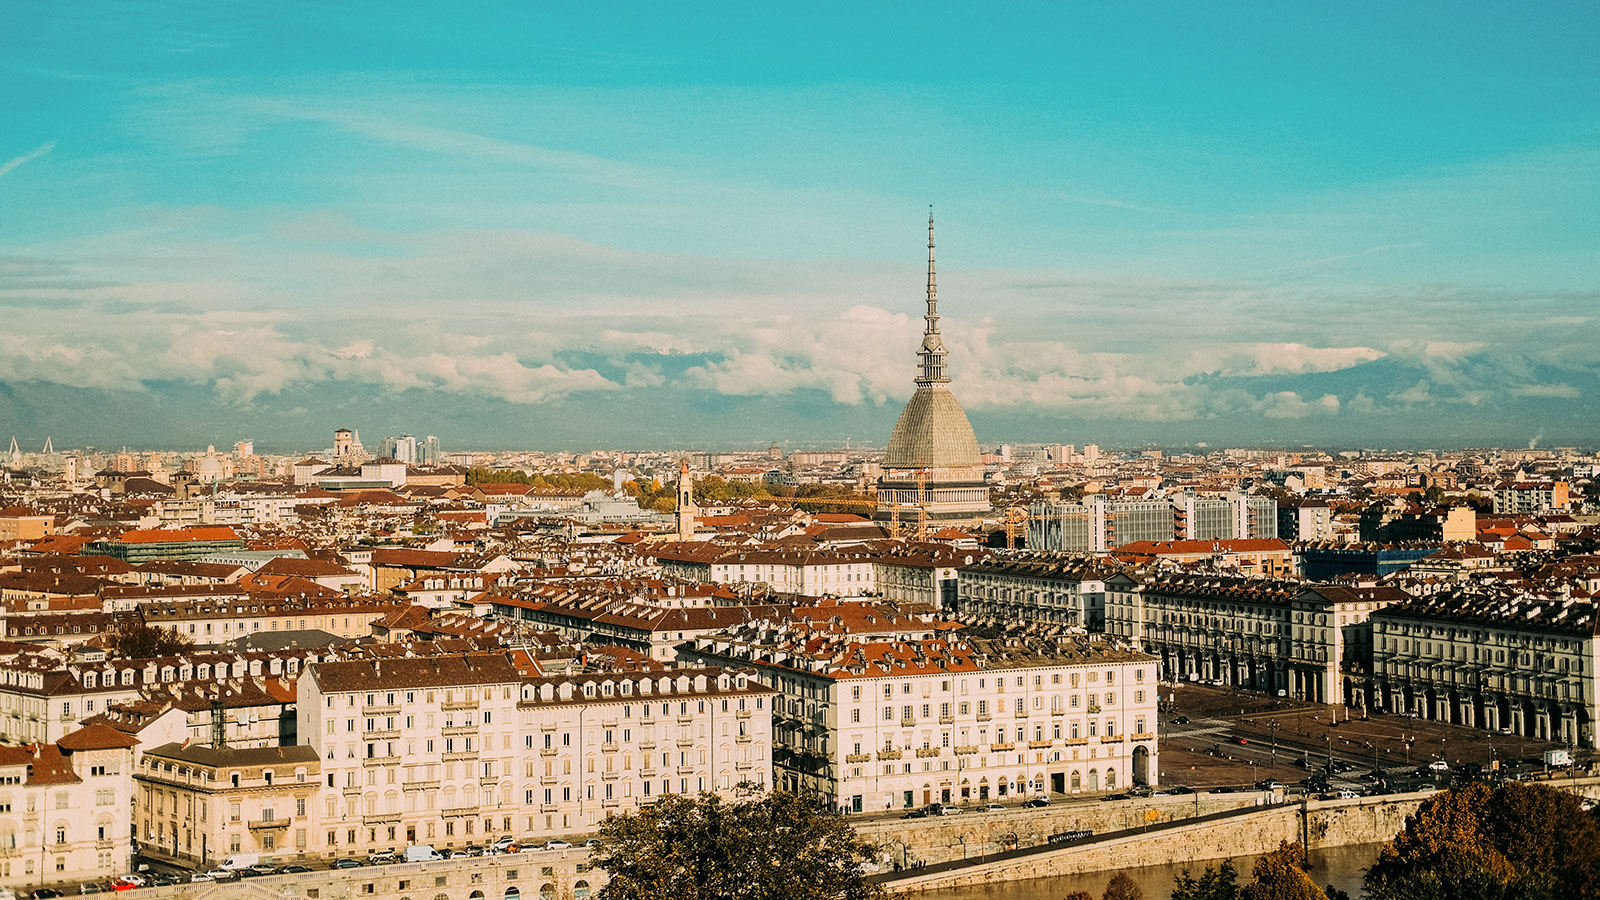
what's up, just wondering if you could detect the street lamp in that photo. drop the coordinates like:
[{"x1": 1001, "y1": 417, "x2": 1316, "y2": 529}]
[{"x1": 1268, "y1": 721, "x2": 1280, "y2": 773}]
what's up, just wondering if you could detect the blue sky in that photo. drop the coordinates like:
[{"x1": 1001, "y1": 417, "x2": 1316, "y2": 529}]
[{"x1": 2, "y1": 2, "x2": 1598, "y2": 450}]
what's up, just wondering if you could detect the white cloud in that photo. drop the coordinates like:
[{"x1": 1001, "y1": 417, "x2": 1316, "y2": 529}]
[{"x1": 0, "y1": 141, "x2": 54, "y2": 179}]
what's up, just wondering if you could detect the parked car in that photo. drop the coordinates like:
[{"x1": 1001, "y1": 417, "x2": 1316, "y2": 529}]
[
  {"x1": 149, "y1": 874, "x2": 182, "y2": 887},
  {"x1": 583, "y1": 839, "x2": 603, "y2": 849},
  {"x1": 77, "y1": 886, "x2": 105, "y2": 895},
  {"x1": 112, "y1": 877, "x2": 143, "y2": 889},
  {"x1": 491, "y1": 836, "x2": 517, "y2": 853},
  {"x1": 188, "y1": 873, "x2": 215, "y2": 883},
  {"x1": 937, "y1": 806, "x2": 963, "y2": 816},
  {"x1": 109, "y1": 883, "x2": 133, "y2": 893},
  {"x1": 545, "y1": 840, "x2": 572, "y2": 851},
  {"x1": 1428, "y1": 760, "x2": 1450, "y2": 772},
  {"x1": 32, "y1": 890, "x2": 64, "y2": 898},
  {"x1": 1172, "y1": 716, "x2": 1190, "y2": 725},
  {"x1": 1102, "y1": 793, "x2": 1130, "y2": 802},
  {"x1": 462, "y1": 845, "x2": 486, "y2": 857},
  {"x1": 1022, "y1": 798, "x2": 1051, "y2": 808},
  {"x1": 983, "y1": 804, "x2": 1006, "y2": 813},
  {"x1": 205, "y1": 869, "x2": 239, "y2": 883},
  {"x1": 1166, "y1": 786, "x2": 1195, "y2": 795},
  {"x1": 331, "y1": 858, "x2": 363, "y2": 870},
  {"x1": 282, "y1": 865, "x2": 311, "y2": 874},
  {"x1": 900, "y1": 809, "x2": 927, "y2": 819},
  {"x1": 366, "y1": 850, "x2": 397, "y2": 865}
]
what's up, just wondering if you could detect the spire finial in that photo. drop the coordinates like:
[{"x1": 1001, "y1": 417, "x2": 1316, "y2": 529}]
[{"x1": 916, "y1": 208, "x2": 949, "y2": 386}]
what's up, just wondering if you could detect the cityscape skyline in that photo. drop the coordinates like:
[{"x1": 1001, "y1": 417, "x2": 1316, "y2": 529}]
[{"x1": 3, "y1": 3, "x2": 1598, "y2": 449}]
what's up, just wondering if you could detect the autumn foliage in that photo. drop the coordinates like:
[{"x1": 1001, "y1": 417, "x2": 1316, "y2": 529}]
[{"x1": 1365, "y1": 781, "x2": 1600, "y2": 900}]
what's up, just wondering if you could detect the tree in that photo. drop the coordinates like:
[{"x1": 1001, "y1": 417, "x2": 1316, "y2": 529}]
[
  {"x1": 1364, "y1": 782, "x2": 1600, "y2": 900},
  {"x1": 1064, "y1": 892, "x2": 1096, "y2": 900},
  {"x1": 1104, "y1": 872, "x2": 1146, "y2": 900},
  {"x1": 1171, "y1": 859, "x2": 1241, "y2": 900},
  {"x1": 594, "y1": 788, "x2": 882, "y2": 900},
  {"x1": 105, "y1": 614, "x2": 194, "y2": 659},
  {"x1": 1241, "y1": 843, "x2": 1326, "y2": 900}
]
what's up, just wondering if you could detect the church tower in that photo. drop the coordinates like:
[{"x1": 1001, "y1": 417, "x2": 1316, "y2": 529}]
[
  {"x1": 675, "y1": 461, "x2": 698, "y2": 540},
  {"x1": 874, "y1": 211, "x2": 990, "y2": 531}
]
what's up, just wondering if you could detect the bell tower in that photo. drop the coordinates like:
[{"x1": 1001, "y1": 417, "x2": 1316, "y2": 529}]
[{"x1": 675, "y1": 461, "x2": 698, "y2": 540}]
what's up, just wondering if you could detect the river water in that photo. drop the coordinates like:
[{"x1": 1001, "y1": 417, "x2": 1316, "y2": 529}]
[{"x1": 916, "y1": 843, "x2": 1381, "y2": 899}]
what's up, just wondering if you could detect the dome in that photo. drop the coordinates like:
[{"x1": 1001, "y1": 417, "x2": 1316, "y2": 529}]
[{"x1": 884, "y1": 385, "x2": 981, "y2": 469}]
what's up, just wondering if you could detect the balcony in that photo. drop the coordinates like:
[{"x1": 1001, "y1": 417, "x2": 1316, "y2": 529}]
[
  {"x1": 363, "y1": 704, "x2": 400, "y2": 717},
  {"x1": 954, "y1": 745, "x2": 979, "y2": 755},
  {"x1": 844, "y1": 753, "x2": 870, "y2": 764},
  {"x1": 600, "y1": 719, "x2": 618, "y2": 729},
  {"x1": 677, "y1": 714, "x2": 695, "y2": 725},
  {"x1": 1131, "y1": 732, "x2": 1156, "y2": 742},
  {"x1": 1100, "y1": 735, "x2": 1124, "y2": 744},
  {"x1": 247, "y1": 817, "x2": 291, "y2": 831},
  {"x1": 442, "y1": 750, "x2": 479, "y2": 761},
  {"x1": 601, "y1": 770, "x2": 619, "y2": 781},
  {"x1": 916, "y1": 747, "x2": 941, "y2": 758},
  {"x1": 976, "y1": 713, "x2": 991, "y2": 723},
  {"x1": 676, "y1": 738, "x2": 694, "y2": 749},
  {"x1": 900, "y1": 717, "x2": 917, "y2": 727},
  {"x1": 539, "y1": 747, "x2": 557, "y2": 757},
  {"x1": 735, "y1": 760, "x2": 753, "y2": 770},
  {"x1": 875, "y1": 750, "x2": 902, "y2": 761},
  {"x1": 540, "y1": 722, "x2": 557, "y2": 732},
  {"x1": 988, "y1": 742, "x2": 1013, "y2": 752},
  {"x1": 362, "y1": 812, "x2": 402, "y2": 825},
  {"x1": 601, "y1": 742, "x2": 619, "y2": 753},
  {"x1": 736, "y1": 709, "x2": 751, "y2": 719},
  {"x1": 1063, "y1": 737, "x2": 1089, "y2": 746},
  {"x1": 1027, "y1": 740, "x2": 1053, "y2": 749},
  {"x1": 539, "y1": 774, "x2": 560, "y2": 786},
  {"x1": 640, "y1": 767, "x2": 658, "y2": 777},
  {"x1": 363, "y1": 729, "x2": 399, "y2": 740},
  {"x1": 442, "y1": 698, "x2": 479, "y2": 711},
  {"x1": 676, "y1": 765, "x2": 694, "y2": 775},
  {"x1": 440, "y1": 807, "x2": 475, "y2": 818},
  {"x1": 362, "y1": 755, "x2": 401, "y2": 767},
  {"x1": 403, "y1": 780, "x2": 439, "y2": 791},
  {"x1": 938, "y1": 715, "x2": 955, "y2": 724},
  {"x1": 638, "y1": 739, "x2": 656, "y2": 750},
  {"x1": 442, "y1": 725, "x2": 477, "y2": 737}
]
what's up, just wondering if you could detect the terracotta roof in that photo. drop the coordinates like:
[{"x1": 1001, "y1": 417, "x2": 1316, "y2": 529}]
[
  {"x1": 57, "y1": 722, "x2": 141, "y2": 751},
  {"x1": 115, "y1": 527, "x2": 241, "y2": 544}
]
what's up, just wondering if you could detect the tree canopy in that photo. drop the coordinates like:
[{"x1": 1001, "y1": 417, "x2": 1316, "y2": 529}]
[
  {"x1": 594, "y1": 788, "x2": 882, "y2": 900},
  {"x1": 1104, "y1": 872, "x2": 1146, "y2": 900},
  {"x1": 1241, "y1": 843, "x2": 1327, "y2": 900},
  {"x1": 105, "y1": 614, "x2": 194, "y2": 659},
  {"x1": 1364, "y1": 782, "x2": 1600, "y2": 900},
  {"x1": 1172, "y1": 858, "x2": 1241, "y2": 900}
]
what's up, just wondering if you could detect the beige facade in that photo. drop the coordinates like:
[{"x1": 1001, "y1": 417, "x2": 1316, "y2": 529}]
[
  {"x1": 298, "y1": 653, "x2": 775, "y2": 856},
  {"x1": 0, "y1": 726, "x2": 137, "y2": 893},
  {"x1": 135, "y1": 743, "x2": 322, "y2": 866},
  {"x1": 681, "y1": 630, "x2": 1158, "y2": 813}
]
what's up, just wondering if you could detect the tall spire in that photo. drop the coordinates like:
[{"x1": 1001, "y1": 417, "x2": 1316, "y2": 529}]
[{"x1": 916, "y1": 207, "x2": 950, "y2": 385}]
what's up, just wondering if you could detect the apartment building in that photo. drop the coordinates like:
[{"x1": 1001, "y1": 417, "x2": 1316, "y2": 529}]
[
  {"x1": 1369, "y1": 588, "x2": 1598, "y2": 747},
  {"x1": 1104, "y1": 573, "x2": 1402, "y2": 705},
  {"x1": 1493, "y1": 481, "x2": 1571, "y2": 515},
  {"x1": 0, "y1": 724, "x2": 139, "y2": 892},
  {"x1": 135, "y1": 743, "x2": 322, "y2": 866},
  {"x1": 680, "y1": 627, "x2": 1158, "y2": 813},
  {"x1": 650, "y1": 544, "x2": 879, "y2": 597},
  {"x1": 954, "y1": 554, "x2": 1121, "y2": 630},
  {"x1": 298, "y1": 653, "x2": 775, "y2": 856}
]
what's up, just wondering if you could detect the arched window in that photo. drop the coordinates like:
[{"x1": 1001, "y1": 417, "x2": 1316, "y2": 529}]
[
  {"x1": 573, "y1": 882, "x2": 591, "y2": 900},
  {"x1": 505, "y1": 889, "x2": 521, "y2": 899},
  {"x1": 538, "y1": 885, "x2": 556, "y2": 900}
]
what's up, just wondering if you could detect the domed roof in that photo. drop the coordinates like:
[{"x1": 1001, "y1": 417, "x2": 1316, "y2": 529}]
[{"x1": 884, "y1": 385, "x2": 981, "y2": 469}]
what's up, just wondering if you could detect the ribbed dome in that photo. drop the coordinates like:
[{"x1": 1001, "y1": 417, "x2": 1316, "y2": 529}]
[{"x1": 884, "y1": 385, "x2": 981, "y2": 469}]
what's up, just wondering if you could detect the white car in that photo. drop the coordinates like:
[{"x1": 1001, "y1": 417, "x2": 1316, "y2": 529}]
[
  {"x1": 544, "y1": 840, "x2": 572, "y2": 851},
  {"x1": 189, "y1": 873, "x2": 215, "y2": 883},
  {"x1": 1428, "y1": 760, "x2": 1450, "y2": 772}
]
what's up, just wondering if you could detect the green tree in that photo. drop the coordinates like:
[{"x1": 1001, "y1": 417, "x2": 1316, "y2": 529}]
[
  {"x1": 1172, "y1": 859, "x2": 1241, "y2": 900},
  {"x1": 105, "y1": 614, "x2": 195, "y2": 658},
  {"x1": 594, "y1": 788, "x2": 882, "y2": 900},
  {"x1": 1365, "y1": 782, "x2": 1600, "y2": 900},
  {"x1": 1104, "y1": 872, "x2": 1146, "y2": 900},
  {"x1": 1064, "y1": 891, "x2": 1096, "y2": 900},
  {"x1": 1241, "y1": 843, "x2": 1326, "y2": 900}
]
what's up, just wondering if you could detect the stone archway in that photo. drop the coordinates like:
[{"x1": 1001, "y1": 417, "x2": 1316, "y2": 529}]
[{"x1": 1132, "y1": 745, "x2": 1151, "y2": 786}]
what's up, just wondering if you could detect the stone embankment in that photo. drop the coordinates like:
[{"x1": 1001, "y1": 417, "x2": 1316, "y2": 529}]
[{"x1": 878, "y1": 774, "x2": 1600, "y2": 893}]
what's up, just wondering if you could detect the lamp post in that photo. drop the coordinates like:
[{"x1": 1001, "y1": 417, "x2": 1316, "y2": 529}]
[{"x1": 1268, "y1": 721, "x2": 1280, "y2": 774}]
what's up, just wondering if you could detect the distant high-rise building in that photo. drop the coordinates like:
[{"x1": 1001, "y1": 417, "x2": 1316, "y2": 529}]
[
  {"x1": 1082, "y1": 444, "x2": 1100, "y2": 462},
  {"x1": 422, "y1": 435, "x2": 442, "y2": 466},
  {"x1": 233, "y1": 440, "x2": 253, "y2": 458},
  {"x1": 875, "y1": 212, "x2": 990, "y2": 530}
]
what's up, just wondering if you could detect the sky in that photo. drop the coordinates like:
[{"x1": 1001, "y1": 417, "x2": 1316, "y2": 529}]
[{"x1": 2, "y1": 2, "x2": 1598, "y2": 452}]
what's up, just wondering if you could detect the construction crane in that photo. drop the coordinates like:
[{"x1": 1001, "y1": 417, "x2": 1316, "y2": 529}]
[{"x1": 1004, "y1": 506, "x2": 1029, "y2": 549}]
